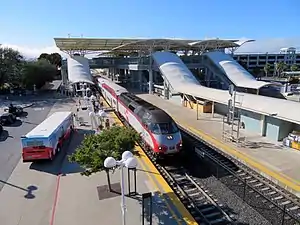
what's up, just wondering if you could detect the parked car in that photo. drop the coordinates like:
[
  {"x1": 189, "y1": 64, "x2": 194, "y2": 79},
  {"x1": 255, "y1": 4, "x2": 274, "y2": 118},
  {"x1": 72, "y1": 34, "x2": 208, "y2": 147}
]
[
  {"x1": 0, "y1": 124, "x2": 3, "y2": 134},
  {"x1": 0, "y1": 113, "x2": 16, "y2": 125}
]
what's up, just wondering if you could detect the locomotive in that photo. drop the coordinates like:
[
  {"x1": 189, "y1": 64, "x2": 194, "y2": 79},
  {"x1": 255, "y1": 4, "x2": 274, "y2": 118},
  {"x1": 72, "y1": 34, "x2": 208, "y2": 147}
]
[{"x1": 98, "y1": 77, "x2": 182, "y2": 158}]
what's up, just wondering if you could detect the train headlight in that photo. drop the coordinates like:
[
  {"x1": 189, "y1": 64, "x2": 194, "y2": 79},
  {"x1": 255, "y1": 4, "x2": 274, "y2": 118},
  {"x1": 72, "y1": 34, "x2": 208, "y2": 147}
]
[
  {"x1": 158, "y1": 145, "x2": 168, "y2": 152},
  {"x1": 167, "y1": 135, "x2": 173, "y2": 140},
  {"x1": 176, "y1": 141, "x2": 183, "y2": 149}
]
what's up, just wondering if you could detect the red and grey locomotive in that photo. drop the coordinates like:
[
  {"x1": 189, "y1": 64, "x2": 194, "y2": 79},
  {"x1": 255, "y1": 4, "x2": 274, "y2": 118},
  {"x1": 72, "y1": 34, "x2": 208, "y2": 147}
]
[{"x1": 98, "y1": 77, "x2": 182, "y2": 158}]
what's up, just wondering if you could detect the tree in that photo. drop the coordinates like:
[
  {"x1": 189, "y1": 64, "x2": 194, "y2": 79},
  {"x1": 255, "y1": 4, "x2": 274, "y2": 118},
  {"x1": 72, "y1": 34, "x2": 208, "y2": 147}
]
[
  {"x1": 275, "y1": 61, "x2": 287, "y2": 77},
  {"x1": 21, "y1": 59, "x2": 57, "y2": 89},
  {"x1": 68, "y1": 125, "x2": 140, "y2": 176},
  {"x1": 252, "y1": 67, "x2": 262, "y2": 79},
  {"x1": 0, "y1": 47, "x2": 24, "y2": 86},
  {"x1": 290, "y1": 64, "x2": 299, "y2": 72},
  {"x1": 38, "y1": 53, "x2": 62, "y2": 68},
  {"x1": 263, "y1": 63, "x2": 271, "y2": 77}
]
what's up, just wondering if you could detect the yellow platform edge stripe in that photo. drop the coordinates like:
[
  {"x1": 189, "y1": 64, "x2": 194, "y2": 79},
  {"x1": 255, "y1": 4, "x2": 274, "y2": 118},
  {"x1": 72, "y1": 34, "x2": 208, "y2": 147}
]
[
  {"x1": 174, "y1": 117, "x2": 300, "y2": 192},
  {"x1": 102, "y1": 101, "x2": 198, "y2": 225}
]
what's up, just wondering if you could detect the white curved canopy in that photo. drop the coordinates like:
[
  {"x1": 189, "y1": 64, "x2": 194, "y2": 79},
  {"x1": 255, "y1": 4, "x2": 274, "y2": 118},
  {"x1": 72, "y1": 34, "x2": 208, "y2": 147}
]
[
  {"x1": 67, "y1": 55, "x2": 94, "y2": 85},
  {"x1": 152, "y1": 51, "x2": 300, "y2": 125},
  {"x1": 204, "y1": 51, "x2": 272, "y2": 90}
]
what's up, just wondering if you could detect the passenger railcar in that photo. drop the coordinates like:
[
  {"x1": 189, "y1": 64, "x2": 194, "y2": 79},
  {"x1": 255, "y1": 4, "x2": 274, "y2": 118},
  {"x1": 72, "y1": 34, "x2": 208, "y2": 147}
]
[{"x1": 98, "y1": 78, "x2": 182, "y2": 158}]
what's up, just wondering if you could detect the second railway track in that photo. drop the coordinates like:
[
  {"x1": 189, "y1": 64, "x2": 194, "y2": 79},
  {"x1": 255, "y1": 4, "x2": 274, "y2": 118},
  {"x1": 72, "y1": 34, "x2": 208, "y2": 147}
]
[
  {"x1": 180, "y1": 126, "x2": 300, "y2": 225},
  {"x1": 108, "y1": 104, "x2": 300, "y2": 224},
  {"x1": 152, "y1": 156, "x2": 234, "y2": 224}
]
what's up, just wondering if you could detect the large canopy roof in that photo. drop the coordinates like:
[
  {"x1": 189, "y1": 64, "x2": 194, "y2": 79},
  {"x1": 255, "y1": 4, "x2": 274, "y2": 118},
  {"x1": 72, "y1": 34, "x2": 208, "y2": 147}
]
[
  {"x1": 67, "y1": 55, "x2": 94, "y2": 85},
  {"x1": 54, "y1": 37, "x2": 240, "y2": 52}
]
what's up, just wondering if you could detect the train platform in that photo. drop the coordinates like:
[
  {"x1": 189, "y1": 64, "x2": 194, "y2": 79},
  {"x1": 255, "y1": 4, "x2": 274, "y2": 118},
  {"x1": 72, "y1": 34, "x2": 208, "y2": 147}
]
[
  {"x1": 52, "y1": 100, "x2": 197, "y2": 225},
  {"x1": 137, "y1": 93, "x2": 300, "y2": 197}
]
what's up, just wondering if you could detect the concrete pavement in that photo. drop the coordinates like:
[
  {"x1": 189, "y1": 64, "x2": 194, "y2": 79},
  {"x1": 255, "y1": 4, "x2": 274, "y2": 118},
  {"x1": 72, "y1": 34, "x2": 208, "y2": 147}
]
[
  {"x1": 0, "y1": 99, "x2": 76, "y2": 225},
  {"x1": 52, "y1": 103, "x2": 190, "y2": 225},
  {"x1": 0, "y1": 100, "x2": 55, "y2": 191},
  {"x1": 0, "y1": 98, "x2": 196, "y2": 225}
]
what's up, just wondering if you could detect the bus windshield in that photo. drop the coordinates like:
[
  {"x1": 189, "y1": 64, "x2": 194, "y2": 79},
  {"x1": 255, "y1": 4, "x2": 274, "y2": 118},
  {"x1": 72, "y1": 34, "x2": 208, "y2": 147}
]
[{"x1": 149, "y1": 121, "x2": 179, "y2": 134}]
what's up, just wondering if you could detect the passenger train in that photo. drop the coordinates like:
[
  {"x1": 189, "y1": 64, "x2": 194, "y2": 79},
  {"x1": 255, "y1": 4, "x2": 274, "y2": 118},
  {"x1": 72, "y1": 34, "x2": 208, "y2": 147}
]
[{"x1": 97, "y1": 77, "x2": 182, "y2": 158}]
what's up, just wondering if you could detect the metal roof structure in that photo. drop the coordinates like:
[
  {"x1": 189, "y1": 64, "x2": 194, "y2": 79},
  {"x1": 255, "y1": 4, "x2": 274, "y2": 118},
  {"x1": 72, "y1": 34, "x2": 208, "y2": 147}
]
[
  {"x1": 54, "y1": 38, "x2": 141, "y2": 52},
  {"x1": 54, "y1": 37, "x2": 240, "y2": 53}
]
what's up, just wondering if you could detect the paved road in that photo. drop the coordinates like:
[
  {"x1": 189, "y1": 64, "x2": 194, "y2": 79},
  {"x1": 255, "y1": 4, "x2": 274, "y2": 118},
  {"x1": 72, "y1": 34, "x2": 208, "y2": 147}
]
[
  {"x1": 0, "y1": 99, "x2": 56, "y2": 191},
  {"x1": 0, "y1": 99, "x2": 76, "y2": 225}
]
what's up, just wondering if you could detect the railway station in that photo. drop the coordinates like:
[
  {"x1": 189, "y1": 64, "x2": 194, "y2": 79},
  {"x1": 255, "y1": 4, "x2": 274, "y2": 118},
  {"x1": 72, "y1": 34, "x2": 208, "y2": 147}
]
[{"x1": 54, "y1": 37, "x2": 300, "y2": 223}]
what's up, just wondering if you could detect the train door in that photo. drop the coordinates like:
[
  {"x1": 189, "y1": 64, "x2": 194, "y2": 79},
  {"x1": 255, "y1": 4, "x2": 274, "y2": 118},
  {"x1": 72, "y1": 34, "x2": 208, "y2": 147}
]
[{"x1": 116, "y1": 96, "x2": 119, "y2": 112}]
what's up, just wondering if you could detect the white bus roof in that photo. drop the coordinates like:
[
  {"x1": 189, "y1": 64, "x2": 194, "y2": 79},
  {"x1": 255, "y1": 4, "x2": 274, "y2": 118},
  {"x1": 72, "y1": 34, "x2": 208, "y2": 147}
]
[{"x1": 25, "y1": 111, "x2": 72, "y2": 138}]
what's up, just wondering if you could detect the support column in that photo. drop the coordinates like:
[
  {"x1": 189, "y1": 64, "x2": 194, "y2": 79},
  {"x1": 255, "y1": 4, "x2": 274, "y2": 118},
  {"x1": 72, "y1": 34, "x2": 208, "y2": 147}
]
[
  {"x1": 211, "y1": 101, "x2": 215, "y2": 118},
  {"x1": 138, "y1": 70, "x2": 142, "y2": 91},
  {"x1": 137, "y1": 51, "x2": 143, "y2": 91},
  {"x1": 148, "y1": 51, "x2": 153, "y2": 94},
  {"x1": 61, "y1": 64, "x2": 68, "y2": 86},
  {"x1": 261, "y1": 114, "x2": 266, "y2": 136}
]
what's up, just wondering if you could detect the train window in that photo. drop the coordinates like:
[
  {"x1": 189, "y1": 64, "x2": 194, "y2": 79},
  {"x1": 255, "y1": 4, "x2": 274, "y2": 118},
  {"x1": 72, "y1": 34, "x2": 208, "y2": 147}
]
[
  {"x1": 128, "y1": 104, "x2": 135, "y2": 112},
  {"x1": 149, "y1": 121, "x2": 179, "y2": 134},
  {"x1": 136, "y1": 108, "x2": 145, "y2": 119}
]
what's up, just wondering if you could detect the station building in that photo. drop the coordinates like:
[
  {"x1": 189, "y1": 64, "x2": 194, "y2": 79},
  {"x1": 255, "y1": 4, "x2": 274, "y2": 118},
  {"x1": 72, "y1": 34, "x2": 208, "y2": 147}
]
[
  {"x1": 56, "y1": 38, "x2": 300, "y2": 143},
  {"x1": 234, "y1": 47, "x2": 300, "y2": 75}
]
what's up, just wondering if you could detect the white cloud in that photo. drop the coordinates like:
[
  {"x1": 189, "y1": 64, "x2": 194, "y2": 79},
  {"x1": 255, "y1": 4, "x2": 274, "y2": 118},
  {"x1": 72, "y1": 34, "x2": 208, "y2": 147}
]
[
  {"x1": 1, "y1": 43, "x2": 68, "y2": 59},
  {"x1": 2, "y1": 38, "x2": 300, "y2": 60}
]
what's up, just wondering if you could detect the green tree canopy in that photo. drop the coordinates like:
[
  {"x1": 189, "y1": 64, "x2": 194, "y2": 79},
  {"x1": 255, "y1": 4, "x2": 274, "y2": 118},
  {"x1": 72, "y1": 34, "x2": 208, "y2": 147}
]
[
  {"x1": 69, "y1": 125, "x2": 140, "y2": 176},
  {"x1": 252, "y1": 67, "x2": 262, "y2": 78},
  {"x1": 0, "y1": 47, "x2": 24, "y2": 86},
  {"x1": 290, "y1": 64, "x2": 299, "y2": 72},
  {"x1": 263, "y1": 63, "x2": 271, "y2": 77},
  {"x1": 38, "y1": 53, "x2": 62, "y2": 67},
  {"x1": 275, "y1": 61, "x2": 287, "y2": 77},
  {"x1": 22, "y1": 59, "x2": 57, "y2": 89}
]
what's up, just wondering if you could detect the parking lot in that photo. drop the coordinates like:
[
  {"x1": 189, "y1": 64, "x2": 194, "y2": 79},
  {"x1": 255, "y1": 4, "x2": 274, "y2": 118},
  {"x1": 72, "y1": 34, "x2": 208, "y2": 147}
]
[{"x1": 0, "y1": 96, "x2": 66, "y2": 191}]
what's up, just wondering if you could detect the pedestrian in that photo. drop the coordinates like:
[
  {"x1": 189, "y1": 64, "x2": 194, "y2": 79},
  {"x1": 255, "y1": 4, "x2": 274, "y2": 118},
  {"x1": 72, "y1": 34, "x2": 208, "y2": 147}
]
[{"x1": 105, "y1": 118, "x2": 110, "y2": 129}]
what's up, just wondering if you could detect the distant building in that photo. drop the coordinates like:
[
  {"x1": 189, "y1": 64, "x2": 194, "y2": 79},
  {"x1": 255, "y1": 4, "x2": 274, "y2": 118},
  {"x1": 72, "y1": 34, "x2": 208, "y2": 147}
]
[{"x1": 233, "y1": 47, "x2": 300, "y2": 74}]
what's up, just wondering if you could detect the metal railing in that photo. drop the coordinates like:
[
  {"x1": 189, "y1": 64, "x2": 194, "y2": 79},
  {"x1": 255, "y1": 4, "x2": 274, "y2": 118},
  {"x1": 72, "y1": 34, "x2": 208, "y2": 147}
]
[{"x1": 181, "y1": 127, "x2": 300, "y2": 225}]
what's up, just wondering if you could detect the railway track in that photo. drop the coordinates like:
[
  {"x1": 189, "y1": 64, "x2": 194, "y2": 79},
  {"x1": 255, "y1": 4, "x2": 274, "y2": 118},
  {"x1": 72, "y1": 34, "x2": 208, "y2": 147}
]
[
  {"x1": 103, "y1": 98, "x2": 300, "y2": 224},
  {"x1": 151, "y1": 155, "x2": 234, "y2": 224},
  {"x1": 180, "y1": 127, "x2": 300, "y2": 225},
  {"x1": 114, "y1": 111, "x2": 233, "y2": 224}
]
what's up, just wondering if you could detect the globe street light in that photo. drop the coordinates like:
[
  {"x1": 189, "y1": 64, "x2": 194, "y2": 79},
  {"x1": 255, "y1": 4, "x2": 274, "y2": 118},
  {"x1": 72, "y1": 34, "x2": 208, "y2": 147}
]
[{"x1": 104, "y1": 151, "x2": 138, "y2": 225}]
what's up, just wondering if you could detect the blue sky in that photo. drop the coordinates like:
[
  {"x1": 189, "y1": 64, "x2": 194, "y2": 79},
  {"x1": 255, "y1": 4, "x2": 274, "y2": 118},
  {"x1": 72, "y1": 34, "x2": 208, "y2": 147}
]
[{"x1": 0, "y1": 0, "x2": 299, "y2": 57}]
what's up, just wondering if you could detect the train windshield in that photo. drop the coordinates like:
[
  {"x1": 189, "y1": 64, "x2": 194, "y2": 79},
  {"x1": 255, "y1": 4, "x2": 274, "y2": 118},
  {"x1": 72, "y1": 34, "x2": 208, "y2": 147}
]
[{"x1": 149, "y1": 121, "x2": 179, "y2": 134}]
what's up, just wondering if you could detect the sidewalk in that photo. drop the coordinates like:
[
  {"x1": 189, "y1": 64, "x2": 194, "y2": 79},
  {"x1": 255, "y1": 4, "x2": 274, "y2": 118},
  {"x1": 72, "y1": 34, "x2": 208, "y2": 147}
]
[{"x1": 52, "y1": 103, "x2": 188, "y2": 225}]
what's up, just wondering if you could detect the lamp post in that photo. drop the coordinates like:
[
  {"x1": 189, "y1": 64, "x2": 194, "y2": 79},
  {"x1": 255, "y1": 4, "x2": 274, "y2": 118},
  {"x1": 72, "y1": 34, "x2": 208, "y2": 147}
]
[{"x1": 104, "y1": 151, "x2": 138, "y2": 225}]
